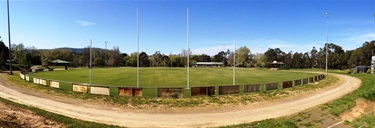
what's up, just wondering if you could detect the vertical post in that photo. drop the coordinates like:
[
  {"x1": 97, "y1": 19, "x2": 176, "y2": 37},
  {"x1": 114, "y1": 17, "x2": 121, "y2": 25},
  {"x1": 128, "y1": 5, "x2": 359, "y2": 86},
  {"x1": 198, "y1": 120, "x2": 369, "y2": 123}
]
[
  {"x1": 90, "y1": 39, "x2": 92, "y2": 85},
  {"x1": 7, "y1": 0, "x2": 13, "y2": 75},
  {"x1": 137, "y1": 8, "x2": 140, "y2": 88},
  {"x1": 325, "y1": 12, "x2": 329, "y2": 75},
  {"x1": 223, "y1": 43, "x2": 225, "y2": 67},
  {"x1": 233, "y1": 40, "x2": 236, "y2": 85},
  {"x1": 187, "y1": 8, "x2": 190, "y2": 89},
  {"x1": 105, "y1": 41, "x2": 107, "y2": 68}
]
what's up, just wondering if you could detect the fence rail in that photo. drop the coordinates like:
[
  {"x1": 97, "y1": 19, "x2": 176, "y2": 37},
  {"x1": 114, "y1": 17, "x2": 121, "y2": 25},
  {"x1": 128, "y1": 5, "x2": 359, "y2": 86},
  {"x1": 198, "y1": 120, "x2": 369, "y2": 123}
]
[{"x1": 19, "y1": 72, "x2": 326, "y2": 98}]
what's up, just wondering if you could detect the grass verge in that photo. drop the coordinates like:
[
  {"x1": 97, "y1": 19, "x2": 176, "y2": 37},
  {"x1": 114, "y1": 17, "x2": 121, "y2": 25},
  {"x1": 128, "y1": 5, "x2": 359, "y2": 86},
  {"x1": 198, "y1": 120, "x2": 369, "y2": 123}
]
[{"x1": 221, "y1": 73, "x2": 375, "y2": 128}]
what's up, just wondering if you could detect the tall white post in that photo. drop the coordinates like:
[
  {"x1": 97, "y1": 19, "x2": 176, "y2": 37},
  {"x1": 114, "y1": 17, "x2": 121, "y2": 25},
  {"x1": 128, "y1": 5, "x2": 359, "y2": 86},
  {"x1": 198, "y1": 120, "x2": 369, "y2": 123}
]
[
  {"x1": 137, "y1": 8, "x2": 140, "y2": 88},
  {"x1": 187, "y1": 8, "x2": 190, "y2": 89},
  {"x1": 7, "y1": 0, "x2": 13, "y2": 75},
  {"x1": 90, "y1": 39, "x2": 92, "y2": 85},
  {"x1": 325, "y1": 12, "x2": 329, "y2": 75},
  {"x1": 233, "y1": 40, "x2": 236, "y2": 85}
]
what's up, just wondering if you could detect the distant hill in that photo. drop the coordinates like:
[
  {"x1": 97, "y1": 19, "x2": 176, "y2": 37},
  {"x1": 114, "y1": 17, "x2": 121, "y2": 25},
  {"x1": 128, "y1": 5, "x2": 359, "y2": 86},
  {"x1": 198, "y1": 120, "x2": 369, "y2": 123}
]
[
  {"x1": 57, "y1": 47, "x2": 84, "y2": 54},
  {"x1": 39, "y1": 47, "x2": 106, "y2": 54}
]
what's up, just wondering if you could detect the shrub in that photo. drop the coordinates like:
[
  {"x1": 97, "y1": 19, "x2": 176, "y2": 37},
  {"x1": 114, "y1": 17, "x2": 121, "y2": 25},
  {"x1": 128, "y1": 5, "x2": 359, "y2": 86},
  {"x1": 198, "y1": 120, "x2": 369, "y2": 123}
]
[
  {"x1": 363, "y1": 90, "x2": 375, "y2": 101},
  {"x1": 352, "y1": 69, "x2": 358, "y2": 74},
  {"x1": 367, "y1": 68, "x2": 372, "y2": 74},
  {"x1": 345, "y1": 69, "x2": 351, "y2": 74}
]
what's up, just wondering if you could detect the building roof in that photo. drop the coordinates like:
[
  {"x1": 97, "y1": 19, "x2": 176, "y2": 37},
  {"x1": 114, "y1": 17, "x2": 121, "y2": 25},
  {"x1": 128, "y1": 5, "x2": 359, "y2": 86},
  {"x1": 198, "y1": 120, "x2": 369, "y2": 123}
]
[
  {"x1": 270, "y1": 61, "x2": 285, "y2": 65},
  {"x1": 50, "y1": 59, "x2": 71, "y2": 64},
  {"x1": 193, "y1": 62, "x2": 224, "y2": 65}
]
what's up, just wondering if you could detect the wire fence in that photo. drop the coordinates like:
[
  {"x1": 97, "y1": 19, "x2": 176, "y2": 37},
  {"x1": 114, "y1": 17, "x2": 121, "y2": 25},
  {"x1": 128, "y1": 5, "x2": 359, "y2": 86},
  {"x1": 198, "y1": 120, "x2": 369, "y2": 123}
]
[{"x1": 19, "y1": 72, "x2": 326, "y2": 98}]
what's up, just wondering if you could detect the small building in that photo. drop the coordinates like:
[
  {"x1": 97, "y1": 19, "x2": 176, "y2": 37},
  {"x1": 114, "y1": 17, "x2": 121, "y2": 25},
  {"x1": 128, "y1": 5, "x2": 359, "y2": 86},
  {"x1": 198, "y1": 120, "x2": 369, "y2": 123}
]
[
  {"x1": 191, "y1": 62, "x2": 224, "y2": 67},
  {"x1": 269, "y1": 61, "x2": 284, "y2": 70},
  {"x1": 49, "y1": 59, "x2": 71, "y2": 70}
]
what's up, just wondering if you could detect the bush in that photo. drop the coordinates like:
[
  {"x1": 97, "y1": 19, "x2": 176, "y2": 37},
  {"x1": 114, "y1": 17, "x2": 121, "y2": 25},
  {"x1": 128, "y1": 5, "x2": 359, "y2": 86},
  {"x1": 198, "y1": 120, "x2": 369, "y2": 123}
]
[
  {"x1": 345, "y1": 69, "x2": 351, "y2": 74},
  {"x1": 363, "y1": 90, "x2": 375, "y2": 101},
  {"x1": 367, "y1": 69, "x2": 372, "y2": 74},
  {"x1": 352, "y1": 69, "x2": 358, "y2": 74}
]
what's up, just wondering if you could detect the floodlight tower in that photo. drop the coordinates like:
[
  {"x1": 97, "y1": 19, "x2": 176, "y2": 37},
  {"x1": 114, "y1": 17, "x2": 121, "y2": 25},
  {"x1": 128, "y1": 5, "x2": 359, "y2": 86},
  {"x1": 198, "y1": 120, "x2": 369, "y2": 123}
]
[
  {"x1": 325, "y1": 12, "x2": 329, "y2": 74},
  {"x1": 137, "y1": 8, "x2": 140, "y2": 88},
  {"x1": 187, "y1": 8, "x2": 190, "y2": 89},
  {"x1": 7, "y1": 0, "x2": 13, "y2": 75}
]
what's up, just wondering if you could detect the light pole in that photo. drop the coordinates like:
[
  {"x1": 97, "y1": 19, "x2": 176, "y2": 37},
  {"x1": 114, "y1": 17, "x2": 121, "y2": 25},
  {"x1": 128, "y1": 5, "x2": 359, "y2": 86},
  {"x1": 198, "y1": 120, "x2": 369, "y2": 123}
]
[
  {"x1": 325, "y1": 12, "x2": 329, "y2": 75},
  {"x1": 7, "y1": 0, "x2": 13, "y2": 75},
  {"x1": 222, "y1": 43, "x2": 226, "y2": 67},
  {"x1": 137, "y1": 8, "x2": 140, "y2": 88},
  {"x1": 90, "y1": 39, "x2": 92, "y2": 85},
  {"x1": 186, "y1": 8, "x2": 190, "y2": 89},
  {"x1": 105, "y1": 41, "x2": 107, "y2": 68}
]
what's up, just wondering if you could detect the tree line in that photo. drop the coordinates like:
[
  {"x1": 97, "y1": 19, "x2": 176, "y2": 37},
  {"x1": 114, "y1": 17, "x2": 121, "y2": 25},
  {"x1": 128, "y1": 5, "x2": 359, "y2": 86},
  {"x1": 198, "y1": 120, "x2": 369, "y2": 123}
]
[{"x1": 1, "y1": 39, "x2": 374, "y2": 70}]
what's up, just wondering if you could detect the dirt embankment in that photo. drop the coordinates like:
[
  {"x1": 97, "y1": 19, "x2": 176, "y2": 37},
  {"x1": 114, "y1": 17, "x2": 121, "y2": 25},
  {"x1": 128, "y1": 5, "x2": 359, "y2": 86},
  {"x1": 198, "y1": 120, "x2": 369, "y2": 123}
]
[{"x1": 0, "y1": 100, "x2": 64, "y2": 128}]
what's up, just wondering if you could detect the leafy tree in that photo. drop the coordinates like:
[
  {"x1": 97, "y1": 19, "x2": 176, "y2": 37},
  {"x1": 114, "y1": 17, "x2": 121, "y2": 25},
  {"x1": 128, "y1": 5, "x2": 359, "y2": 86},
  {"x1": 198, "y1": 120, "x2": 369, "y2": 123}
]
[
  {"x1": 347, "y1": 49, "x2": 365, "y2": 68},
  {"x1": 125, "y1": 52, "x2": 137, "y2": 67},
  {"x1": 94, "y1": 57, "x2": 105, "y2": 66},
  {"x1": 264, "y1": 48, "x2": 284, "y2": 67},
  {"x1": 0, "y1": 40, "x2": 9, "y2": 66},
  {"x1": 212, "y1": 50, "x2": 229, "y2": 66},
  {"x1": 310, "y1": 47, "x2": 318, "y2": 68},
  {"x1": 108, "y1": 47, "x2": 122, "y2": 66},
  {"x1": 254, "y1": 53, "x2": 266, "y2": 68},
  {"x1": 169, "y1": 54, "x2": 183, "y2": 67},
  {"x1": 235, "y1": 46, "x2": 251, "y2": 67},
  {"x1": 139, "y1": 52, "x2": 150, "y2": 67}
]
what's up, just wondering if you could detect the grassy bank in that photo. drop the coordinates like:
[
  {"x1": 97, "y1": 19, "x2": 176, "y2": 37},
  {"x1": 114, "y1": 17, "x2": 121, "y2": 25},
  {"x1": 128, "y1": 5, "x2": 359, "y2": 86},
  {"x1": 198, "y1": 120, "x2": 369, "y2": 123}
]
[{"x1": 222, "y1": 73, "x2": 375, "y2": 128}]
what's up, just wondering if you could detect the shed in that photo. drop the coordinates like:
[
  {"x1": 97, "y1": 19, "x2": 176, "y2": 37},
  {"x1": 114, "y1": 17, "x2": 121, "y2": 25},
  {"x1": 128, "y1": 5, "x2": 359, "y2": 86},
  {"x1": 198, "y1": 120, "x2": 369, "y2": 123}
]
[
  {"x1": 269, "y1": 61, "x2": 284, "y2": 70},
  {"x1": 191, "y1": 62, "x2": 224, "y2": 67},
  {"x1": 49, "y1": 59, "x2": 71, "y2": 70}
]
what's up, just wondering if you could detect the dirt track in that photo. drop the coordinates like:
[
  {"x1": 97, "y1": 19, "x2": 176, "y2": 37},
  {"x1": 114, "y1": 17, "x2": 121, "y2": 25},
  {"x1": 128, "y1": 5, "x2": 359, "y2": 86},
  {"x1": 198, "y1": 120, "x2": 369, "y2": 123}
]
[{"x1": 0, "y1": 73, "x2": 361, "y2": 128}]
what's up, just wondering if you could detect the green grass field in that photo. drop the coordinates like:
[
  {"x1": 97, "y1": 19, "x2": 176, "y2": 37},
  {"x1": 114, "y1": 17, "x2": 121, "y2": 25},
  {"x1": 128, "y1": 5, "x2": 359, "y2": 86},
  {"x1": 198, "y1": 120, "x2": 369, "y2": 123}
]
[{"x1": 29, "y1": 68, "x2": 317, "y2": 87}]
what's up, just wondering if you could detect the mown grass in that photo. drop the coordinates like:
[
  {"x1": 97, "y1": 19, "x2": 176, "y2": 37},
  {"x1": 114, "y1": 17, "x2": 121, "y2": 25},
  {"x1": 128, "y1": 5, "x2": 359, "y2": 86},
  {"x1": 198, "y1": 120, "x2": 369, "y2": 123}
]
[
  {"x1": 8, "y1": 71, "x2": 336, "y2": 108},
  {"x1": 0, "y1": 97, "x2": 121, "y2": 128},
  {"x1": 222, "y1": 73, "x2": 375, "y2": 128},
  {"x1": 28, "y1": 68, "x2": 316, "y2": 87}
]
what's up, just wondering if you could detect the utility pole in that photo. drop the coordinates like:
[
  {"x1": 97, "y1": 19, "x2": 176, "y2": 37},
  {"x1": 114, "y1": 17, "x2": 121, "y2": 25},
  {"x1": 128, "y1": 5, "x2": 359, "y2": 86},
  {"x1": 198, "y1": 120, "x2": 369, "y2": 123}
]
[
  {"x1": 7, "y1": 0, "x2": 13, "y2": 75},
  {"x1": 325, "y1": 12, "x2": 329, "y2": 75}
]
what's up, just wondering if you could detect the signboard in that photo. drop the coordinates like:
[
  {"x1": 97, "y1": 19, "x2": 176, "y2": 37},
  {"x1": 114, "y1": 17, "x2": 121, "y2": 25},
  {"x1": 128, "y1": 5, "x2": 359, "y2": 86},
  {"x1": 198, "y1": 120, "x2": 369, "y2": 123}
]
[
  {"x1": 73, "y1": 84, "x2": 87, "y2": 92},
  {"x1": 50, "y1": 81, "x2": 59, "y2": 88},
  {"x1": 39, "y1": 79, "x2": 46, "y2": 85},
  {"x1": 33, "y1": 78, "x2": 39, "y2": 84},
  {"x1": 90, "y1": 86, "x2": 110, "y2": 95}
]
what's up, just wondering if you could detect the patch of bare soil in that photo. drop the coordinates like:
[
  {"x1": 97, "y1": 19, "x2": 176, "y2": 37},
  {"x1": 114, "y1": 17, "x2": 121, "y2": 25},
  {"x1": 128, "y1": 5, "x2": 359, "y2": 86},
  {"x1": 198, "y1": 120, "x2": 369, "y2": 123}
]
[
  {"x1": 0, "y1": 101, "x2": 65, "y2": 128},
  {"x1": 340, "y1": 98, "x2": 375, "y2": 121}
]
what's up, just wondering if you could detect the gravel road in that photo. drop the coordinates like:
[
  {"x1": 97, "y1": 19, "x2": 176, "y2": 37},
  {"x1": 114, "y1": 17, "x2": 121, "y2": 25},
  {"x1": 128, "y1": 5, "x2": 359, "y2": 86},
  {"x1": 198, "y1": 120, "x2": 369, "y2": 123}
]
[{"x1": 0, "y1": 73, "x2": 361, "y2": 128}]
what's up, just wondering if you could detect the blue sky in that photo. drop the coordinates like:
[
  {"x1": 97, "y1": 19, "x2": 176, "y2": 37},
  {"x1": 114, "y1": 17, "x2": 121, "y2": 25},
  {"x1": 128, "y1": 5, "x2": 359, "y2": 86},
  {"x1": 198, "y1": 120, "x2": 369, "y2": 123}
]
[{"x1": 0, "y1": 0, "x2": 374, "y2": 56}]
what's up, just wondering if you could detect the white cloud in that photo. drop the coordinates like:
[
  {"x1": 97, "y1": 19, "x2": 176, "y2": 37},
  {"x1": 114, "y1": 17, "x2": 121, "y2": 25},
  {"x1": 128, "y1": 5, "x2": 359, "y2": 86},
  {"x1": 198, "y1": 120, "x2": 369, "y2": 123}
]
[
  {"x1": 336, "y1": 33, "x2": 375, "y2": 51},
  {"x1": 76, "y1": 20, "x2": 95, "y2": 26}
]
